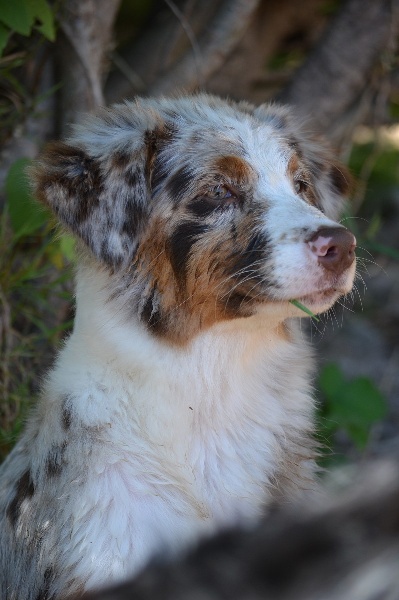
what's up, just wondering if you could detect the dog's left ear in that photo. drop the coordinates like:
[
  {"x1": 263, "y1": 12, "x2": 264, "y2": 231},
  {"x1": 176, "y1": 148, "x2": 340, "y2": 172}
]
[{"x1": 32, "y1": 123, "x2": 167, "y2": 268}]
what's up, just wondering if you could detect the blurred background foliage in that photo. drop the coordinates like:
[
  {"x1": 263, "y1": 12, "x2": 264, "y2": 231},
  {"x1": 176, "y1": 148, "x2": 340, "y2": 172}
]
[{"x1": 0, "y1": 0, "x2": 398, "y2": 464}]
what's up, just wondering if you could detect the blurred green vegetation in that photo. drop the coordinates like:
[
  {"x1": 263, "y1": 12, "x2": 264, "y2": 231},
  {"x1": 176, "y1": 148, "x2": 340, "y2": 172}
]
[
  {"x1": 317, "y1": 363, "x2": 388, "y2": 465},
  {"x1": 0, "y1": 158, "x2": 74, "y2": 459},
  {"x1": 315, "y1": 134, "x2": 399, "y2": 465}
]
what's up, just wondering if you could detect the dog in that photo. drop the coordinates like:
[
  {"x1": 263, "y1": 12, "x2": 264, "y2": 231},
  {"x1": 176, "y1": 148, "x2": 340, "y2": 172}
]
[
  {"x1": 82, "y1": 459, "x2": 399, "y2": 600},
  {"x1": 0, "y1": 94, "x2": 356, "y2": 599}
]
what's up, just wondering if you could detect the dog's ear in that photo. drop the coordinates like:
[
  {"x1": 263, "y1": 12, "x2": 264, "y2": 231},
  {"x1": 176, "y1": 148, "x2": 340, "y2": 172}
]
[{"x1": 32, "y1": 123, "x2": 167, "y2": 268}]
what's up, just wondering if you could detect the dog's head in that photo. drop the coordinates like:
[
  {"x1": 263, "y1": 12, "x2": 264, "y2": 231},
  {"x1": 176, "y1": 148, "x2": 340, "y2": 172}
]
[{"x1": 33, "y1": 95, "x2": 356, "y2": 343}]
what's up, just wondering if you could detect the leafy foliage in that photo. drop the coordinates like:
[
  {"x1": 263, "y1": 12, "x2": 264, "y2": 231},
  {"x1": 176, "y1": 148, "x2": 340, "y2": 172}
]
[
  {"x1": 0, "y1": 0, "x2": 55, "y2": 54},
  {"x1": 0, "y1": 158, "x2": 74, "y2": 460},
  {"x1": 317, "y1": 362, "x2": 387, "y2": 463},
  {"x1": 0, "y1": 0, "x2": 58, "y2": 146}
]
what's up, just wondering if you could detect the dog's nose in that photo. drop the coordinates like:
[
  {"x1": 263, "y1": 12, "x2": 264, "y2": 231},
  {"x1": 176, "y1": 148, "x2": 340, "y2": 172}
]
[{"x1": 308, "y1": 227, "x2": 356, "y2": 274}]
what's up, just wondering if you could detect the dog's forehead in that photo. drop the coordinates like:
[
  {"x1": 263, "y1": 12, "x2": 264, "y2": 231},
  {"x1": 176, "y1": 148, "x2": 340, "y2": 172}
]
[{"x1": 168, "y1": 111, "x2": 293, "y2": 174}]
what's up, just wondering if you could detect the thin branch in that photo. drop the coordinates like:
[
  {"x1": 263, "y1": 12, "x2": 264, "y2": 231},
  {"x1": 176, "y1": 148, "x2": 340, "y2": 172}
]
[
  {"x1": 57, "y1": 0, "x2": 122, "y2": 131},
  {"x1": 163, "y1": 0, "x2": 203, "y2": 86},
  {"x1": 150, "y1": 0, "x2": 261, "y2": 95}
]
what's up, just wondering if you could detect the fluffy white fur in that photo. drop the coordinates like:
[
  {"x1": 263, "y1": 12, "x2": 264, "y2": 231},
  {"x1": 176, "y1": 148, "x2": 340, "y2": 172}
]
[{"x1": 0, "y1": 94, "x2": 356, "y2": 599}]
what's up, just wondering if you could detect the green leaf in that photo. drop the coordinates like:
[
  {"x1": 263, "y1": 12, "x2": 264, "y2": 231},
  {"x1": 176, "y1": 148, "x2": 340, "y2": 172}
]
[
  {"x1": 340, "y1": 378, "x2": 387, "y2": 426},
  {"x1": 5, "y1": 158, "x2": 48, "y2": 237},
  {"x1": 0, "y1": 0, "x2": 33, "y2": 35},
  {"x1": 290, "y1": 299, "x2": 320, "y2": 321},
  {"x1": 345, "y1": 424, "x2": 369, "y2": 450},
  {"x1": 0, "y1": 21, "x2": 10, "y2": 55},
  {"x1": 0, "y1": 0, "x2": 55, "y2": 41},
  {"x1": 27, "y1": 0, "x2": 55, "y2": 41},
  {"x1": 318, "y1": 363, "x2": 387, "y2": 450},
  {"x1": 319, "y1": 363, "x2": 345, "y2": 406}
]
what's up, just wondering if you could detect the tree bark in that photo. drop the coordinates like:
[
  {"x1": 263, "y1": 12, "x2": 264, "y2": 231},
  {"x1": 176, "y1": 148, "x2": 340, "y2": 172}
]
[
  {"x1": 149, "y1": 0, "x2": 261, "y2": 95},
  {"x1": 56, "y1": 0, "x2": 122, "y2": 134},
  {"x1": 279, "y1": 0, "x2": 399, "y2": 144},
  {"x1": 105, "y1": 0, "x2": 261, "y2": 102}
]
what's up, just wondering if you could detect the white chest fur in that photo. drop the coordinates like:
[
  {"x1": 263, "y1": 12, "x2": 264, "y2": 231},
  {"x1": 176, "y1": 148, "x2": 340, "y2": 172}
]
[{"x1": 36, "y1": 268, "x2": 316, "y2": 589}]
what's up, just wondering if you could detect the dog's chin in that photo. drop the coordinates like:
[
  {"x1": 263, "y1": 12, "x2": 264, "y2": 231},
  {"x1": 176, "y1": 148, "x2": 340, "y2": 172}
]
[{"x1": 296, "y1": 288, "x2": 349, "y2": 315}]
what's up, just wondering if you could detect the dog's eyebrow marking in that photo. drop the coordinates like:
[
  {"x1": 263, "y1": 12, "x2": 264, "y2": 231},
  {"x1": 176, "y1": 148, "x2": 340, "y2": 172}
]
[
  {"x1": 214, "y1": 155, "x2": 252, "y2": 183},
  {"x1": 6, "y1": 469, "x2": 35, "y2": 526}
]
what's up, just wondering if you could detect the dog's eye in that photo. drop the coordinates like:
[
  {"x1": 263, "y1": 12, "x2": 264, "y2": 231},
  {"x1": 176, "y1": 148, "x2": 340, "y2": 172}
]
[
  {"x1": 207, "y1": 184, "x2": 239, "y2": 209},
  {"x1": 209, "y1": 184, "x2": 234, "y2": 200},
  {"x1": 294, "y1": 180, "x2": 309, "y2": 195}
]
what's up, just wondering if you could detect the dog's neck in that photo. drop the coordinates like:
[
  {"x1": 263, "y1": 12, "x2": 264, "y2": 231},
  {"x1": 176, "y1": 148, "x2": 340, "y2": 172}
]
[{"x1": 70, "y1": 262, "x2": 295, "y2": 380}]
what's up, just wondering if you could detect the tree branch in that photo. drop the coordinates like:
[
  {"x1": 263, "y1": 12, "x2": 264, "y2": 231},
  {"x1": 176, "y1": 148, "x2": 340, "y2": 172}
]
[
  {"x1": 56, "y1": 0, "x2": 122, "y2": 133},
  {"x1": 105, "y1": 0, "x2": 261, "y2": 102},
  {"x1": 279, "y1": 0, "x2": 399, "y2": 143},
  {"x1": 150, "y1": 0, "x2": 261, "y2": 95}
]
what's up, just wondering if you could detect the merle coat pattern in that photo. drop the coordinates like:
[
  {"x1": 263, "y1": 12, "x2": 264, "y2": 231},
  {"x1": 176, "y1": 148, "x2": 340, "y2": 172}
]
[{"x1": 0, "y1": 95, "x2": 356, "y2": 599}]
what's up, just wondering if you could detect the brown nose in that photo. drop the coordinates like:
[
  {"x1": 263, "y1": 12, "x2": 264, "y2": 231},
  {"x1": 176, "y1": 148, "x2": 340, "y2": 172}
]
[{"x1": 308, "y1": 227, "x2": 356, "y2": 275}]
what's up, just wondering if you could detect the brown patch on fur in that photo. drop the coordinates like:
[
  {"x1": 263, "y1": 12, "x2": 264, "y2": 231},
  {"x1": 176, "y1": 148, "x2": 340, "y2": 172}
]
[
  {"x1": 134, "y1": 198, "x2": 273, "y2": 345},
  {"x1": 7, "y1": 469, "x2": 35, "y2": 526},
  {"x1": 287, "y1": 154, "x2": 320, "y2": 208},
  {"x1": 276, "y1": 322, "x2": 292, "y2": 342},
  {"x1": 214, "y1": 156, "x2": 252, "y2": 184},
  {"x1": 187, "y1": 215, "x2": 267, "y2": 318},
  {"x1": 287, "y1": 154, "x2": 300, "y2": 179},
  {"x1": 135, "y1": 217, "x2": 178, "y2": 335}
]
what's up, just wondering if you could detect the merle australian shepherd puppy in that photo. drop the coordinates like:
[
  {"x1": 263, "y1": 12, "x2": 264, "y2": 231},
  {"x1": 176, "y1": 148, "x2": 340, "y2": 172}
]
[{"x1": 0, "y1": 95, "x2": 356, "y2": 599}]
